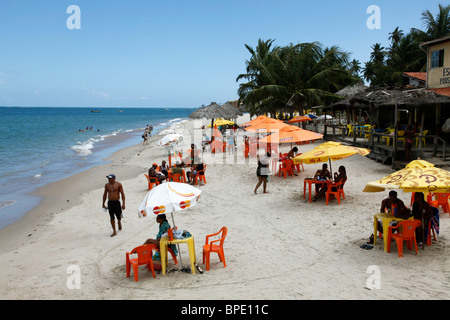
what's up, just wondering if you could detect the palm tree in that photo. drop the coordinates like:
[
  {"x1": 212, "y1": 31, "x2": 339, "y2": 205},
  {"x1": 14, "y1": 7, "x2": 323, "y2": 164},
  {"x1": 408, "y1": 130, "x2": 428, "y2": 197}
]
[
  {"x1": 386, "y1": 33, "x2": 427, "y2": 84},
  {"x1": 236, "y1": 40, "x2": 357, "y2": 116},
  {"x1": 236, "y1": 39, "x2": 278, "y2": 116},
  {"x1": 370, "y1": 43, "x2": 386, "y2": 65},
  {"x1": 421, "y1": 4, "x2": 450, "y2": 40},
  {"x1": 411, "y1": 4, "x2": 450, "y2": 42},
  {"x1": 389, "y1": 27, "x2": 404, "y2": 46},
  {"x1": 348, "y1": 59, "x2": 362, "y2": 78}
]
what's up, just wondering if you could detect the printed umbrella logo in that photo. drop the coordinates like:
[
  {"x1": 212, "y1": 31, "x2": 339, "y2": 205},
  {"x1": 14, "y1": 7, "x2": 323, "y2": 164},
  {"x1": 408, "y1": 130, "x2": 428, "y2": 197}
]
[
  {"x1": 179, "y1": 200, "x2": 191, "y2": 209},
  {"x1": 168, "y1": 183, "x2": 195, "y2": 197},
  {"x1": 153, "y1": 206, "x2": 166, "y2": 215}
]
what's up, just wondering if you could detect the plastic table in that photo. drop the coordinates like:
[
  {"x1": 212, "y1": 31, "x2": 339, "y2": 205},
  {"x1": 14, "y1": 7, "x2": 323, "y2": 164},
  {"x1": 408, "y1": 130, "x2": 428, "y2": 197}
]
[
  {"x1": 160, "y1": 235, "x2": 197, "y2": 275},
  {"x1": 303, "y1": 178, "x2": 327, "y2": 203},
  {"x1": 373, "y1": 212, "x2": 410, "y2": 252}
]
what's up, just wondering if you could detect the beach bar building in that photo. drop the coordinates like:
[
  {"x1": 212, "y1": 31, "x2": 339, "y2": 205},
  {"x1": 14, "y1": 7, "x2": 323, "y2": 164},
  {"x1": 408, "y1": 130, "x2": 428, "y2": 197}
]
[{"x1": 322, "y1": 36, "x2": 450, "y2": 167}]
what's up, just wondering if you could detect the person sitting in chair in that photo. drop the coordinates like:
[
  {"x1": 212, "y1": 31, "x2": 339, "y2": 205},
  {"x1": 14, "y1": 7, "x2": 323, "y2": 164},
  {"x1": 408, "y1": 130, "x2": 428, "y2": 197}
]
[
  {"x1": 148, "y1": 163, "x2": 165, "y2": 184},
  {"x1": 313, "y1": 165, "x2": 346, "y2": 201},
  {"x1": 367, "y1": 190, "x2": 410, "y2": 244}
]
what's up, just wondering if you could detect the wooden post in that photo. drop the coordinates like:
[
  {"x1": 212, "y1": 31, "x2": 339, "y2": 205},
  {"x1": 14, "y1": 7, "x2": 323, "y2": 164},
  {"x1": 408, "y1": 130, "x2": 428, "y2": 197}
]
[
  {"x1": 392, "y1": 100, "x2": 398, "y2": 168},
  {"x1": 419, "y1": 110, "x2": 425, "y2": 149}
]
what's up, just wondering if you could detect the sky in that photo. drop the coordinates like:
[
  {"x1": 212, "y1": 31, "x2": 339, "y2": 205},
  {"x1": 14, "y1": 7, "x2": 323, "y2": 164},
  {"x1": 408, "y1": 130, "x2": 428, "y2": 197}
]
[{"x1": 0, "y1": 0, "x2": 445, "y2": 108}]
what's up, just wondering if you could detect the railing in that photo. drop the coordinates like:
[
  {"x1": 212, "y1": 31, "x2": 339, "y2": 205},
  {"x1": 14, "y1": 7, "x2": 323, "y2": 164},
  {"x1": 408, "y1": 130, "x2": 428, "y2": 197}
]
[{"x1": 324, "y1": 124, "x2": 447, "y2": 161}]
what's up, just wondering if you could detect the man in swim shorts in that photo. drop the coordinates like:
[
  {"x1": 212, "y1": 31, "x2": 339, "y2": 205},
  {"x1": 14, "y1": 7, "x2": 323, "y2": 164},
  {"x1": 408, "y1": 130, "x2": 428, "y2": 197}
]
[{"x1": 102, "y1": 174, "x2": 126, "y2": 237}]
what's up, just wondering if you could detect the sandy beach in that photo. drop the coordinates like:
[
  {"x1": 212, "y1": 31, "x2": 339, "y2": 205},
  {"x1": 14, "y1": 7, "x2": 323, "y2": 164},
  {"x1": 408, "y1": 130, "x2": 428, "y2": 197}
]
[{"x1": 1, "y1": 115, "x2": 449, "y2": 300}]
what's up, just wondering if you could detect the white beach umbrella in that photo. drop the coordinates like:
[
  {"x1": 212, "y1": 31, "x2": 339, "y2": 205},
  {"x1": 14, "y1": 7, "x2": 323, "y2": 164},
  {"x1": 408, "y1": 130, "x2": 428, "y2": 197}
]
[
  {"x1": 159, "y1": 129, "x2": 176, "y2": 135},
  {"x1": 157, "y1": 134, "x2": 183, "y2": 146},
  {"x1": 315, "y1": 115, "x2": 333, "y2": 120},
  {"x1": 138, "y1": 182, "x2": 201, "y2": 222},
  {"x1": 138, "y1": 182, "x2": 202, "y2": 270}
]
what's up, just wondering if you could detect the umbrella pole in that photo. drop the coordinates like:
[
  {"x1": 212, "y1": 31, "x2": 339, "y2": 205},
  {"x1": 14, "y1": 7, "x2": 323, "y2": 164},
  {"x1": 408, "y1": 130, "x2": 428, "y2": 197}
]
[
  {"x1": 422, "y1": 212, "x2": 425, "y2": 250},
  {"x1": 328, "y1": 158, "x2": 333, "y2": 180},
  {"x1": 170, "y1": 212, "x2": 184, "y2": 266}
]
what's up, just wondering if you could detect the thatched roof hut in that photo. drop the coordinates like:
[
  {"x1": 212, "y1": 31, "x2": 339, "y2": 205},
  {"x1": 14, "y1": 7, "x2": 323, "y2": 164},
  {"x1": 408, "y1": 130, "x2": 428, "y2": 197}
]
[
  {"x1": 330, "y1": 87, "x2": 450, "y2": 109},
  {"x1": 326, "y1": 87, "x2": 450, "y2": 137},
  {"x1": 189, "y1": 102, "x2": 243, "y2": 120},
  {"x1": 335, "y1": 83, "x2": 368, "y2": 98}
]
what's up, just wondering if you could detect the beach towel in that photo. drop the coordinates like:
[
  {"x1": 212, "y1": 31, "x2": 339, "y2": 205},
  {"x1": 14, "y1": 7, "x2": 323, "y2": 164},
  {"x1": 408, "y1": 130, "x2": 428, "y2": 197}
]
[{"x1": 424, "y1": 213, "x2": 440, "y2": 243}]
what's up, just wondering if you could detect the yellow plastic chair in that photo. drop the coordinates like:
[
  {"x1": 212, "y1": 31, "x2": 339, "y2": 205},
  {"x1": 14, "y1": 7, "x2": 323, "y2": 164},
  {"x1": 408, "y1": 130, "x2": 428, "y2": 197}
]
[
  {"x1": 346, "y1": 124, "x2": 354, "y2": 137},
  {"x1": 415, "y1": 130, "x2": 428, "y2": 148},
  {"x1": 381, "y1": 128, "x2": 395, "y2": 145},
  {"x1": 364, "y1": 125, "x2": 375, "y2": 141},
  {"x1": 396, "y1": 130, "x2": 405, "y2": 145},
  {"x1": 382, "y1": 130, "x2": 403, "y2": 146}
]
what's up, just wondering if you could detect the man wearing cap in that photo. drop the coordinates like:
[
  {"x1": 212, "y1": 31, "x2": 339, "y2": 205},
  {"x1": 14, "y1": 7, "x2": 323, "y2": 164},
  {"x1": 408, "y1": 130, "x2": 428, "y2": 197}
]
[{"x1": 102, "y1": 174, "x2": 126, "y2": 237}]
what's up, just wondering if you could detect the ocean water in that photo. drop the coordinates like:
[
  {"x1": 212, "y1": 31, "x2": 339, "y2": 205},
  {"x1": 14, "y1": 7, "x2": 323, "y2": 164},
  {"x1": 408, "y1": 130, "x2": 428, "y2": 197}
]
[{"x1": 0, "y1": 107, "x2": 194, "y2": 229}]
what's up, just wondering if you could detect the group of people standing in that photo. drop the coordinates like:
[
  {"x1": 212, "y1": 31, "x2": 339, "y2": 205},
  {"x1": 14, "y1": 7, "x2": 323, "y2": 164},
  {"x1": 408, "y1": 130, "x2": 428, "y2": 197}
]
[{"x1": 142, "y1": 124, "x2": 153, "y2": 145}]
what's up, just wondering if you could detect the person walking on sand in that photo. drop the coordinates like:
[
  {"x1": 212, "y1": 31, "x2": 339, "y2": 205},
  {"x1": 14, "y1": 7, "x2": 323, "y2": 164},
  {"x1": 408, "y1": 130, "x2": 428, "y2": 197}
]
[
  {"x1": 102, "y1": 174, "x2": 126, "y2": 237},
  {"x1": 254, "y1": 152, "x2": 270, "y2": 194},
  {"x1": 142, "y1": 130, "x2": 148, "y2": 145}
]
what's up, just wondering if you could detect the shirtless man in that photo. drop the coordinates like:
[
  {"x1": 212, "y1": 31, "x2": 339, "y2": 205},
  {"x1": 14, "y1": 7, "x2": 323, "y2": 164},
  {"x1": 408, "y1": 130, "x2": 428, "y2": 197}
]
[{"x1": 102, "y1": 174, "x2": 126, "y2": 237}]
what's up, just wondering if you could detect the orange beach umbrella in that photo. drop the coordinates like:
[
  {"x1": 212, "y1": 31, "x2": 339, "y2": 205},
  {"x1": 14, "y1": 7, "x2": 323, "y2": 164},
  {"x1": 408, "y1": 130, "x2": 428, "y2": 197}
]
[
  {"x1": 288, "y1": 115, "x2": 312, "y2": 123},
  {"x1": 245, "y1": 118, "x2": 288, "y2": 133},
  {"x1": 241, "y1": 115, "x2": 272, "y2": 127},
  {"x1": 258, "y1": 125, "x2": 323, "y2": 144}
]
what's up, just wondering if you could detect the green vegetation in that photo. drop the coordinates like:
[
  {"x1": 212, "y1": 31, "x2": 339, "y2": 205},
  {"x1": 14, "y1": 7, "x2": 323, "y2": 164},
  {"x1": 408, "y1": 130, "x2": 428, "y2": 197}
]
[
  {"x1": 364, "y1": 4, "x2": 450, "y2": 85},
  {"x1": 237, "y1": 4, "x2": 450, "y2": 116}
]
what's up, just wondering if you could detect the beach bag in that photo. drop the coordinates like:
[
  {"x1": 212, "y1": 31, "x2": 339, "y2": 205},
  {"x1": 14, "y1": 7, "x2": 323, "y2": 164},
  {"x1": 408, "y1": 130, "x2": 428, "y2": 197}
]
[{"x1": 152, "y1": 250, "x2": 162, "y2": 271}]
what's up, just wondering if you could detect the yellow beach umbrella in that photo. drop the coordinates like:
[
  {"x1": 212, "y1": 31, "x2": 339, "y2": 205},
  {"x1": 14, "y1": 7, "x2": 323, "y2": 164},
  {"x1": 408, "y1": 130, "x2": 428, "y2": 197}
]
[
  {"x1": 363, "y1": 160, "x2": 450, "y2": 193},
  {"x1": 292, "y1": 141, "x2": 370, "y2": 175},
  {"x1": 293, "y1": 142, "x2": 370, "y2": 164},
  {"x1": 207, "y1": 118, "x2": 234, "y2": 127}
]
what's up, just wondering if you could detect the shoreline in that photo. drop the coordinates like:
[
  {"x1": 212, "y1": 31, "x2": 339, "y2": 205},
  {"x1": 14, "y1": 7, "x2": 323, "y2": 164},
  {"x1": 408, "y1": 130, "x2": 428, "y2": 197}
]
[{"x1": 0, "y1": 137, "x2": 152, "y2": 252}]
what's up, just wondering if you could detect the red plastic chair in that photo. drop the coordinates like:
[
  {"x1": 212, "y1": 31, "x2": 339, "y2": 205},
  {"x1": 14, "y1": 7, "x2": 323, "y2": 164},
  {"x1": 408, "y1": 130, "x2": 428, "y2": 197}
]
[
  {"x1": 170, "y1": 173, "x2": 184, "y2": 183},
  {"x1": 145, "y1": 174, "x2": 159, "y2": 190},
  {"x1": 325, "y1": 180, "x2": 345, "y2": 205},
  {"x1": 194, "y1": 164, "x2": 206, "y2": 185},
  {"x1": 278, "y1": 159, "x2": 294, "y2": 179},
  {"x1": 428, "y1": 193, "x2": 450, "y2": 214},
  {"x1": 387, "y1": 219, "x2": 422, "y2": 258},
  {"x1": 168, "y1": 155, "x2": 182, "y2": 167},
  {"x1": 203, "y1": 227, "x2": 227, "y2": 271},
  {"x1": 126, "y1": 244, "x2": 157, "y2": 281}
]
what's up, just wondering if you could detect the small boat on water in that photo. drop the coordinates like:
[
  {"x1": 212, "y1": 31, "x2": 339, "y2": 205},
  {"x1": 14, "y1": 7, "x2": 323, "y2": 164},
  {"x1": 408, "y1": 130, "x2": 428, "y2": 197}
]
[{"x1": 90, "y1": 110, "x2": 101, "y2": 113}]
